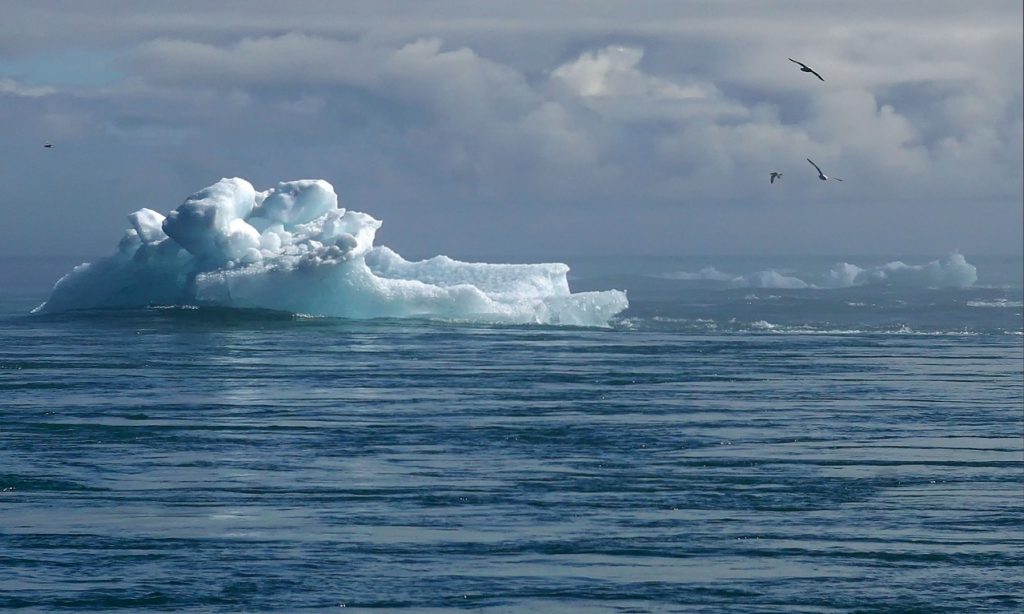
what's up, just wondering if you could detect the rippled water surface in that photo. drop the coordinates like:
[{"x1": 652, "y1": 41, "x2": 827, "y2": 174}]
[{"x1": 2, "y1": 258, "x2": 1022, "y2": 612}]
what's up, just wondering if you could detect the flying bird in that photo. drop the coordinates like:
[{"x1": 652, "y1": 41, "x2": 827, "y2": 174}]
[
  {"x1": 788, "y1": 58, "x2": 824, "y2": 82},
  {"x1": 807, "y1": 158, "x2": 842, "y2": 182},
  {"x1": 770, "y1": 172, "x2": 783, "y2": 184},
  {"x1": 43, "y1": 142, "x2": 53, "y2": 149}
]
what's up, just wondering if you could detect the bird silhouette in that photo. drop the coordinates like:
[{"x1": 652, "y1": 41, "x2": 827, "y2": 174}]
[
  {"x1": 770, "y1": 172, "x2": 783, "y2": 184},
  {"x1": 788, "y1": 58, "x2": 825, "y2": 82},
  {"x1": 807, "y1": 158, "x2": 842, "y2": 182},
  {"x1": 43, "y1": 142, "x2": 54, "y2": 149}
]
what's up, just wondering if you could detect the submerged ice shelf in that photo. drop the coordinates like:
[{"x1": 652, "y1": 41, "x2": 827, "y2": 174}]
[{"x1": 35, "y1": 178, "x2": 628, "y2": 326}]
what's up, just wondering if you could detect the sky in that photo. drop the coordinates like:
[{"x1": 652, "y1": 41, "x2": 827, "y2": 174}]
[{"x1": 1, "y1": 0, "x2": 1021, "y2": 262}]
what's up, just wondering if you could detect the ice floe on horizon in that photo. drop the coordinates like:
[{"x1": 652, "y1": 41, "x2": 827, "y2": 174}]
[
  {"x1": 34, "y1": 178, "x2": 628, "y2": 326},
  {"x1": 661, "y1": 253, "x2": 978, "y2": 290}
]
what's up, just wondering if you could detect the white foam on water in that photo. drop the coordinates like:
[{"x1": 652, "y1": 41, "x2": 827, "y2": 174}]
[
  {"x1": 739, "y1": 322, "x2": 981, "y2": 336},
  {"x1": 966, "y1": 299, "x2": 1023, "y2": 308}
]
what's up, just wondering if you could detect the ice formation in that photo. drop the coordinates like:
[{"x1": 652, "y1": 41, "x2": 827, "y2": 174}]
[
  {"x1": 663, "y1": 253, "x2": 977, "y2": 290},
  {"x1": 35, "y1": 178, "x2": 628, "y2": 326},
  {"x1": 661, "y1": 266, "x2": 807, "y2": 288},
  {"x1": 819, "y1": 253, "x2": 977, "y2": 289}
]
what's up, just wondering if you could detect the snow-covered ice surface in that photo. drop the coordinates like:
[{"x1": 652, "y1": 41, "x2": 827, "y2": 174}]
[{"x1": 35, "y1": 178, "x2": 628, "y2": 326}]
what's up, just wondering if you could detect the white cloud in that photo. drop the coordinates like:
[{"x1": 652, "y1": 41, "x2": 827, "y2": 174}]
[
  {"x1": 550, "y1": 46, "x2": 746, "y2": 122},
  {"x1": 0, "y1": 77, "x2": 56, "y2": 97},
  {"x1": 0, "y1": 2, "x2": 1020, "y2": 258},
  {"x1": 552, "y1": 46, "x2": 705, "y2": 100}
]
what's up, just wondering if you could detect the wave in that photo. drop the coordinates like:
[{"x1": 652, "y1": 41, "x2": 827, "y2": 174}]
[
  {"x1": 614, "y1": 316, "x2": 1012, "y2": 336},
  {"x1": 966, "y1": 299, "x2": 1023, "y2": 308},
  {"x1": 34, "y1": 178, "x2": 628, "y2": 326}
]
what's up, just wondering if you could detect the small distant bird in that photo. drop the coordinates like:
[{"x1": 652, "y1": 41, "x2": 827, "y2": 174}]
[
  {"x1": 770, "y1": 172, "x2": 783, "y2": 184},
  {"x1": 788, "y1": 58, "x2": 824, "y2": 82},
  {"x1": 807, "y1": 158, "x2": 842, "y2": 182},
  {"x1": 43, "y1": 142, "x2": 53, "y2": 149}
]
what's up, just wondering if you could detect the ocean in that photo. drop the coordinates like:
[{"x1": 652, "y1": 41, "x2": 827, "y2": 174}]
[{"x1": 1, "y1": 254, "x2": 1022, "y2": 612}]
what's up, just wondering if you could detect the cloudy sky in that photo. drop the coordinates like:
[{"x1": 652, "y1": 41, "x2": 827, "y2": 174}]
[{"x1": 1, "y1": 0, "x2": 1021, "y2": 261}]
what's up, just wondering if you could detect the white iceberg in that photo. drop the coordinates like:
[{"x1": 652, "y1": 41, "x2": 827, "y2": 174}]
[
  {"x1": 661, "y1": 253, "x2": 977, "y2": 290},
  {"x1": 820, "y1": 253, "x2": 977, "y2": 289},
  {"x1": 35, "y1": 178, "x2": 628, "y2": 326}
]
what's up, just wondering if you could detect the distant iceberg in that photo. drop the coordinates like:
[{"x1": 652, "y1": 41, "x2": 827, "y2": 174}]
[
  {"x1": 35, "y1": 178, "x2": 628, "y2": 326},
  {"x1": 819, "y1": 253, "x2": 977, "y2": 289},
  {"x1": 662, "y1": 253, "x2": 977, "y2": 290}
]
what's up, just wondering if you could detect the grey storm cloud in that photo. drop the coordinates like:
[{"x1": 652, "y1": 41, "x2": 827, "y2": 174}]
[{"x1": 0, "y1": 1, "x2": 1020, "y2": 258}]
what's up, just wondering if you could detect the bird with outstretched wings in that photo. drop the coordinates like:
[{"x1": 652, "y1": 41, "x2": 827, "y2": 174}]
[
  {"x1": 807, "y1": 158, "x2": 842, "y2": 182},
  {"x1": 789, "y1": 58, "x2": 824, "y2": 82}
]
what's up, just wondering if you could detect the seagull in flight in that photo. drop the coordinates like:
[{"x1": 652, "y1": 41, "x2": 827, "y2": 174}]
[
  {"x1": 770, "y1": 172, "x2": 783, "y2": 184},
  {"x1": 43, "y1": 142, "x2": 53, "y2": 149},
  {"x1": 789, "y1": 58, "x2": 824, "y2": 82},
  {"x1": 807, "y1": 158, "x2": 842, "y2": 182}
]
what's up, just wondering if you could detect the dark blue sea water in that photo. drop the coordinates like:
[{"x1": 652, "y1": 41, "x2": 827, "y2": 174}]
[{"x1": 2, "y1": 255, "x2": 1022, "y2": 612}]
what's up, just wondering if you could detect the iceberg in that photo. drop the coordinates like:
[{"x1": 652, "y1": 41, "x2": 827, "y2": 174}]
[
  {"x1": 661, "y1": 253, "x2": 977, "y2": 290},
  {"x1": 820, "y1": 253, "x2": 977, "y2": 289},
  {"x1": 731, "y1": 270, "x2": 809, "y2": 290},
  {"x1": 35, "y1": 178, "x2": 628, "y2": 326}
]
